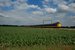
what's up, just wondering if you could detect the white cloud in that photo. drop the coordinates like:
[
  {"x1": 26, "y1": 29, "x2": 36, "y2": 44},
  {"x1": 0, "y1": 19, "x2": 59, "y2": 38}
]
[
  {"x1": 70, "y1": 16, "x2": 75, "y2": 19},
  {"x1": 0, "y1": 0, "x2": 40, "y2": 10},
  {"x1": 0, "y1": 13, "x2": 9, "y2": 17},
  {"x1": 53, "y1": 0, "x2": 67, "y2": 5},
  {"x1": 44, "y1": 8, "x2": 57, "y2": 13},
  {"x1": 0, "y1": 0, "x2": 43, "y2": 25},
  {"x1": 44, "y1": 0, "x2": 49, "y2": 2},
  {"x1": 69, "y1": 3, "x2": 75, "y2": 12},
  {"x1": 15, "y1": 4, "x2": 41, "y2": 10},
  {"x1": 58, "y1": 4, "x2": 69, "y2": 11},
  {"x1": 63, "y1": 16, "x2": 75, "y2": 26},
  {"x1": 14, "y1": 3, "x2": 28, "y2": 10},
  {"x1": 28, "y1": 5, "x2": 39, "y2": 8},
  {"x1": 0, "y1": 2, "x2": 4, "y2": 6},
  {"x1": 32, "y1": 11, "x2": 43, "y2": 15},
  {"x1": 0, "y1": 0, "x2": 75, "y2": 26},
  {"x1": 69, "y1": 3, "x2": 75, "y2": 8}
]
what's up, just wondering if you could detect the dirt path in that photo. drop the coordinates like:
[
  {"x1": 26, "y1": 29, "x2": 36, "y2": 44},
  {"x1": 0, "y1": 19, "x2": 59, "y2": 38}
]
[{"x1": 0, "y1": 45, "x2": 75, "y2": 50}]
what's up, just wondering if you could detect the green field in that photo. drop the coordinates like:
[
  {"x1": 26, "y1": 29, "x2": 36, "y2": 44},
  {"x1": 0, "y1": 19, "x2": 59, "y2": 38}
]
[{"x1": 0, "y1": 26, "x2": 75, "y2": 50}]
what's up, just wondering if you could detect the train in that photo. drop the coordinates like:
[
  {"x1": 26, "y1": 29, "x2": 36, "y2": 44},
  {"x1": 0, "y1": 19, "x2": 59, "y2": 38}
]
[{"x1": 28, "y1": 22, "x2": 62, "y2": 28}]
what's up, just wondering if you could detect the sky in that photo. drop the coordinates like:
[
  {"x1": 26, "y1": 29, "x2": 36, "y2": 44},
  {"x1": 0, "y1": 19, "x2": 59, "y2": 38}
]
[{"x1": 0, "y1": 0, "x2": 75, "y2": 26}]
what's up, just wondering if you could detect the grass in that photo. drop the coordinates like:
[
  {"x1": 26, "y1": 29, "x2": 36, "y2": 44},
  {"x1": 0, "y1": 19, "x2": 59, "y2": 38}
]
[{"x1": 0, "y1": 26, "x2": 75, "y2": 50}]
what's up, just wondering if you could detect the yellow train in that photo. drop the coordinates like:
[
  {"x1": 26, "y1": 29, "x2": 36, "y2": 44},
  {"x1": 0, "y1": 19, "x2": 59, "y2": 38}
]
[
  {"x1": 29, "y1": 22, "x2": 62, "y2": 28},
  {"x1": 56, "y1": 22, "x2": 62, "y2": 27}
]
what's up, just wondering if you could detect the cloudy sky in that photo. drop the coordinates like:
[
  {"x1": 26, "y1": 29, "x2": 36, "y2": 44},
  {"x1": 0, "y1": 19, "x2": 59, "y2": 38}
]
[{"x1": 0, "y1": 0, "x2": 75, "y2": 26}]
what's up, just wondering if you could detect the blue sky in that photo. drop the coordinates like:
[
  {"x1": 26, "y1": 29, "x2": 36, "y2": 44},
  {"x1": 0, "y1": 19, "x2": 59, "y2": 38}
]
[{"x1": 0, "y1": 0, "x2": 75, "y2": 26}]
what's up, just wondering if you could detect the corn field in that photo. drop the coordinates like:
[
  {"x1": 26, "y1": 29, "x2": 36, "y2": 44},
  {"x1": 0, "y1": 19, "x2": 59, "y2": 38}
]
[{"x1": 0, "y1": 26, "x2": 75, "y2": 47}]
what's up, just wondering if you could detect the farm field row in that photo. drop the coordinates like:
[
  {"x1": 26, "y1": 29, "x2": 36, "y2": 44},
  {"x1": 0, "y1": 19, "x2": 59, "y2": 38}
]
[{"x1": 0, "y1": 26, "x2": 75, "y2": 50}]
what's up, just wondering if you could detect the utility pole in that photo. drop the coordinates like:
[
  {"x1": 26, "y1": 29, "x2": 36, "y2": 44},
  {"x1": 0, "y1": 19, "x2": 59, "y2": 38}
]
[{"x1": 43, "y1": 19, "x2": 52, "y2": 24}]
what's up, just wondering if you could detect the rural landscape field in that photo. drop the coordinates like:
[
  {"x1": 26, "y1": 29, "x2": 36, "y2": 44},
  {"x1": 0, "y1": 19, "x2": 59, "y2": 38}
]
[
  {"x1": 0, "y1": 26, "x2": 75, "y2": 50},
  {"x1": 1, "y1": 0, "x2": 75, "y2": 50}
]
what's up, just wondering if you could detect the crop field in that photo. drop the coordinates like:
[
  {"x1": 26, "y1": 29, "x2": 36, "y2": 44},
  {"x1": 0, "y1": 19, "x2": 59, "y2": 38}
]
[{"x1": 0, "y1": 26, "x2": 75, "y2": 50}]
